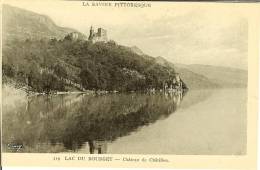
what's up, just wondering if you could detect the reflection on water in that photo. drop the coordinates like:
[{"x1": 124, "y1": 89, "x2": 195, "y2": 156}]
[{"x1": 3, "y1": 91, "x2": 185, "y2": 153}]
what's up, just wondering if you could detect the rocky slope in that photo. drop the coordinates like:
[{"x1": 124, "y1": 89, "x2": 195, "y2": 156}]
[{"x1": 2, "y1": 4, "x2": 86, "y2": 41}]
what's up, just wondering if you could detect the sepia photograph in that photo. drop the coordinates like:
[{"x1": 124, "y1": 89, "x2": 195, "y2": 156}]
[{"x1": 1, "y1": 0, "x2": 259, "y2": 169}]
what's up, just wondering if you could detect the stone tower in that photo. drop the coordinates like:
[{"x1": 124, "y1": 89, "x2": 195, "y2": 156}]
[
  {"x1": 88, "y1": 26, "x2": 94, "y2": 40},
  {"x1": 88, "y1": 26, "x2": 108, "y2": 43}
]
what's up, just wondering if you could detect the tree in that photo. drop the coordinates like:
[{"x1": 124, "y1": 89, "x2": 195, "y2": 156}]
[
  {"x1": 79, "y1": 68, "x2": 98, "y2": 90},
  {"x1": 54, "y1": 64, "x2": 67, "y2": 79}
]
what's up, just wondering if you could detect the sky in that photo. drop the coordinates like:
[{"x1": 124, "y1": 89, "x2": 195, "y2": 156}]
[{"x1": 5, "y1": 0, "x2": 249, "y2": 70}]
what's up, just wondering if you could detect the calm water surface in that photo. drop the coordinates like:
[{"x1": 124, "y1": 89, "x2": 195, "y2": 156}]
[{"x1": 3, "y1": 89, "x2": 246, "y2": 155}]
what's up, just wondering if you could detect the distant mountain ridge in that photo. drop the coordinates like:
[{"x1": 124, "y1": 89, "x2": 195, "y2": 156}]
[
  {"x1": 3, "y1": 4, "x2": 86, "y2": 41},
  {"x1": 155, "y1": 56, "x2": 247, "y2": 89},
  {"x1": 124, "y1": 47, "x2": 247, "y2": 89},
  {"x1": 176, "y1": 64, "x2": 247, "y2": 88}
]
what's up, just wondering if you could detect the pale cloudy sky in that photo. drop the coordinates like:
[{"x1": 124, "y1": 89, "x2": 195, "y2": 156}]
[{"x1": 5, "y1": 1, "x2": 248, "y2": 70}]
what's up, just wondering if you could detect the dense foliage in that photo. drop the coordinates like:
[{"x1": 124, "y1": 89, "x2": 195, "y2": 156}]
[{"x1": 3, "y1": 38, "x2": 178, "y2": 93}]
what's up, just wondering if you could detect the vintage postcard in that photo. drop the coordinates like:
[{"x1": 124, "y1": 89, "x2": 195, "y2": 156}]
[{"x1": 1, "y1": 0, "x2": 259, "y2": 169}]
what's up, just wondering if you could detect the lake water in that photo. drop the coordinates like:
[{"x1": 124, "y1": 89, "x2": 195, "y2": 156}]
[{"x1": 2, "y1": 88, "x2": 246, "y2": 155}]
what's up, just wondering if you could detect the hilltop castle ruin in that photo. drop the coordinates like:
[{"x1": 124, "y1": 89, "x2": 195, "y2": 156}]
[{"x1": 88, "y1": 26, "x2": 108, "y2": 43}]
